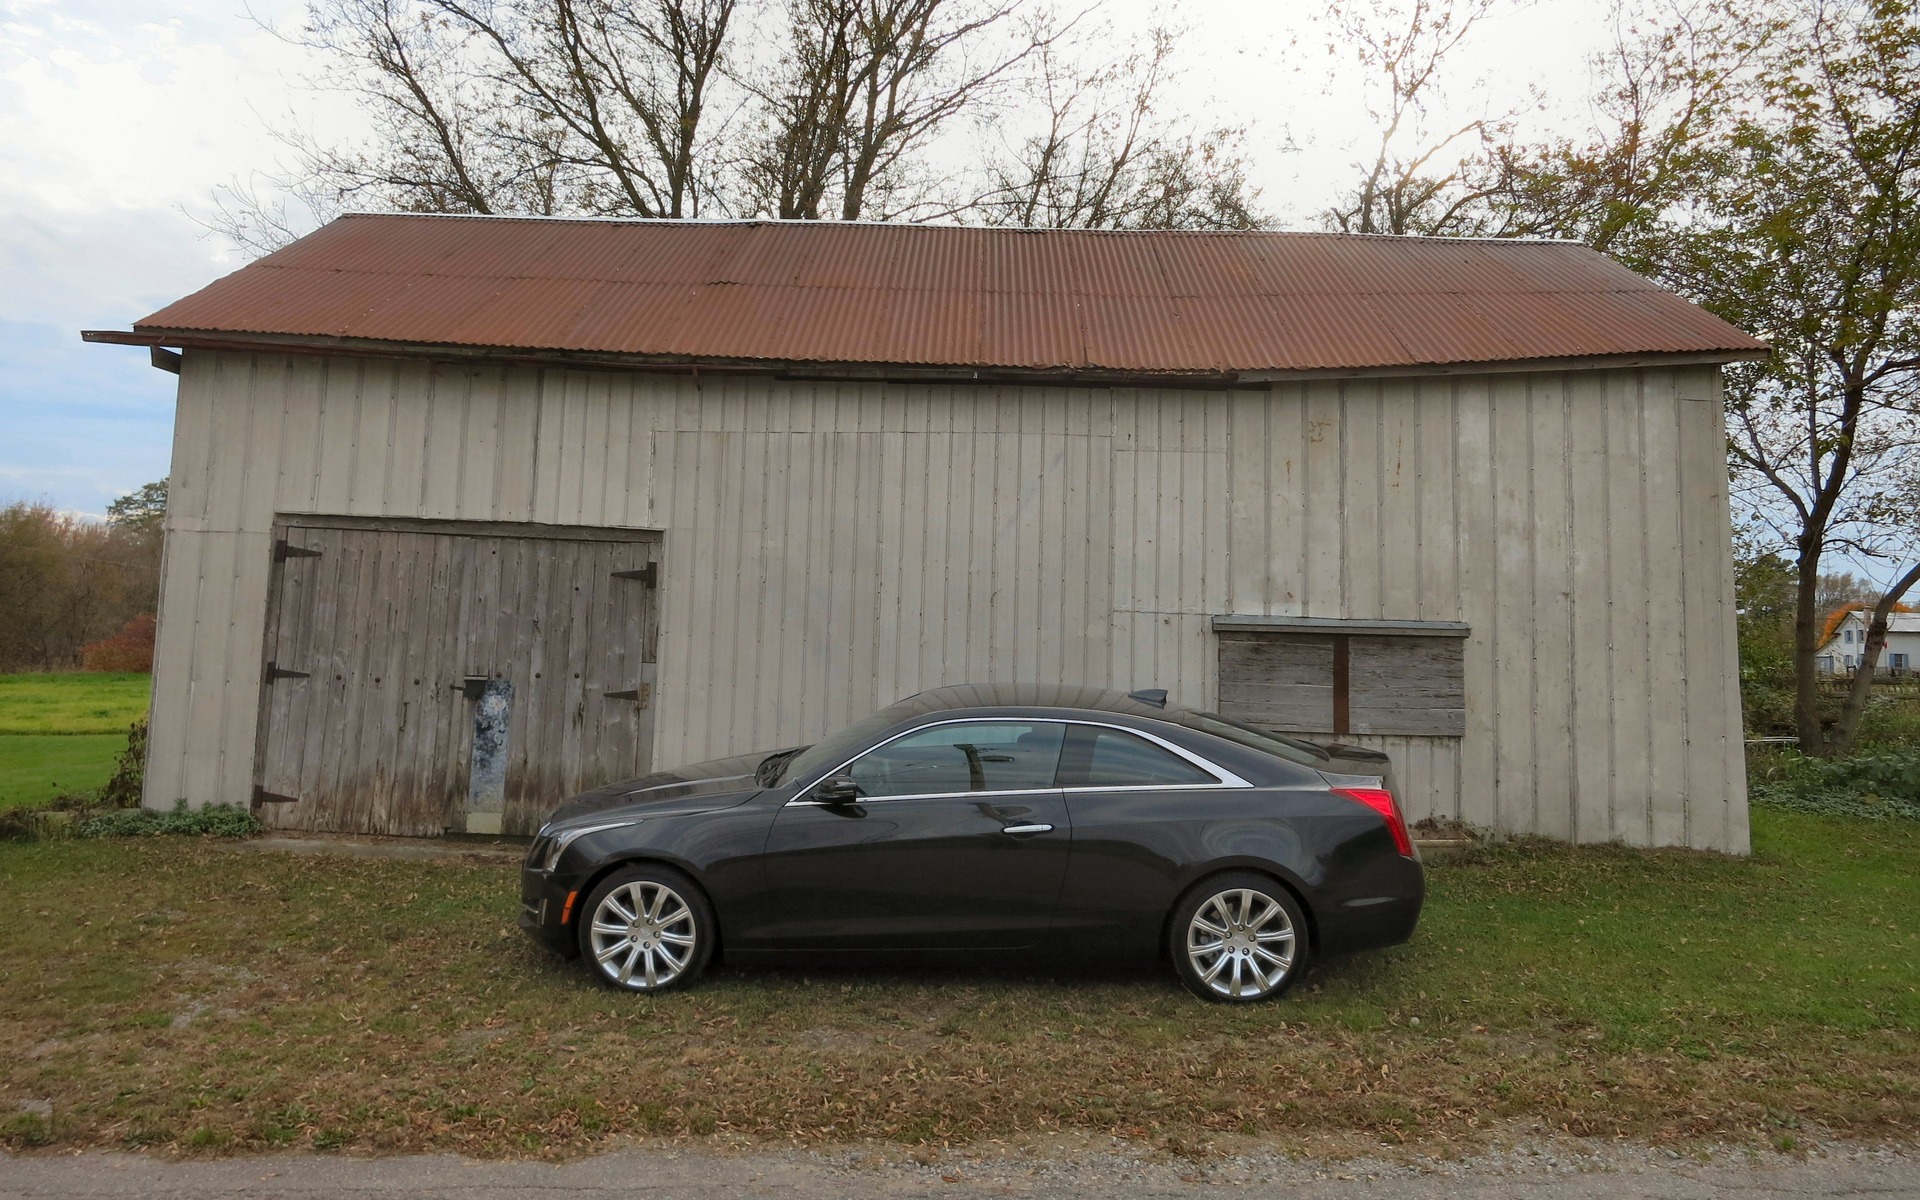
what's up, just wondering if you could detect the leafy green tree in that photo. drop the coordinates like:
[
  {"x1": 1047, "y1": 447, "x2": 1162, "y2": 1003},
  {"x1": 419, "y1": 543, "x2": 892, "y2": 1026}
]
[
  {"x1": 1698, "y1": 0, "x2": 1920, "y2": 754},
  {"x1": 106, "y1": 479, "x2": 167, "y2": 546}
]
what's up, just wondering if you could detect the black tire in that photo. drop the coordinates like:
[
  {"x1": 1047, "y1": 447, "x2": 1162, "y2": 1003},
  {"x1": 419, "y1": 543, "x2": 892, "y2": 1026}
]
[
  {"x1": 1167, "y1": 871, "x2": 1309, "y2": 1003},
  {"x1": 577, "y1": 864, "x2": 715, "y2": 993}
]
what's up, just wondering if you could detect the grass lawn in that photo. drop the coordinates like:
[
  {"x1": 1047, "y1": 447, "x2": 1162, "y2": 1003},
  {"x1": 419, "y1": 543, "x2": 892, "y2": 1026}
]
[
  {"x1": 0, "y1": 735, "x2": 129, "y2": 811},
  {"x1": 0, "y1": 673, "x2": 147, "y2": 811},
  {"x1": 0, "y1": 673, "x2": 150, "y2": 735},
  {"x1": 2, "y1": 807, "x2": 1915, "y2": 1159}
]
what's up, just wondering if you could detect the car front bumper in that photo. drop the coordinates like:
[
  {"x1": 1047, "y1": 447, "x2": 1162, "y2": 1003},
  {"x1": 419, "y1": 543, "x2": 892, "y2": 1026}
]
[{"x1": 519, "y1": 867, "x2": 585, "y2": 957}]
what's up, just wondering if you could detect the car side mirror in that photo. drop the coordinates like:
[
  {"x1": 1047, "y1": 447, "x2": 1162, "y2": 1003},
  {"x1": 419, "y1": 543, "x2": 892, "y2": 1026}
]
[{"x1": 814, "y1": 774, "x2": 861, "y2": 804}]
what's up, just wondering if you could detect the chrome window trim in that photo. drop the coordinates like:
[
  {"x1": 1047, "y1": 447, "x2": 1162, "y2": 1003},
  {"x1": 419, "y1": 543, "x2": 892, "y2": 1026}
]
[{"x1": 785, "y1": 716, "x2": 1252, "y2": 806}]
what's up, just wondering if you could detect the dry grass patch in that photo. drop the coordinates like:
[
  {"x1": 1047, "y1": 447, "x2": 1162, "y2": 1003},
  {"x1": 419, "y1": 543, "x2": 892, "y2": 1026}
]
[{"x1": 1, "y1": 809, "x2": 1915, "y2": 1158}]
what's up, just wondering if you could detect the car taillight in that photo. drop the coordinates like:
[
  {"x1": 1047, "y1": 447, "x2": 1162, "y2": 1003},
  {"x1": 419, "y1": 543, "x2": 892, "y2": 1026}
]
[{"x1": 1333, "y1": 786, "x2": 1413, "y2": 857}]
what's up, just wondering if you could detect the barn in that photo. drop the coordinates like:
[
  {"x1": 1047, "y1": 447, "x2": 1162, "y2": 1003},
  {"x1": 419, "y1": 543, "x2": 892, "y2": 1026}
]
[{"x1": 86, "y1": 214, "x2": 1768, "y2": 851}]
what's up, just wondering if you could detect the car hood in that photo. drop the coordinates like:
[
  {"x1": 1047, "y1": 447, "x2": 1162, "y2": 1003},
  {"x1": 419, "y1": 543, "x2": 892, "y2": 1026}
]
[{"x1": 541, "y1": 748, "x2": 797, "y2": 827}]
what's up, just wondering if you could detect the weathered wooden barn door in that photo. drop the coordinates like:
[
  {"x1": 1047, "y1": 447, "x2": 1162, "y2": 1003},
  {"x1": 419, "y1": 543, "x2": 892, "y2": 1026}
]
[{"x1": 253, "y1": 518, "x2": 660, "y2": 836}]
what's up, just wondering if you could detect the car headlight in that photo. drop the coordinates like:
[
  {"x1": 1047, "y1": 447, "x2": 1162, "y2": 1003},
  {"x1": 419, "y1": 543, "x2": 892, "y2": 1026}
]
[{"x1": 532, "y1": 820, "x2": 637, "y2": 872}]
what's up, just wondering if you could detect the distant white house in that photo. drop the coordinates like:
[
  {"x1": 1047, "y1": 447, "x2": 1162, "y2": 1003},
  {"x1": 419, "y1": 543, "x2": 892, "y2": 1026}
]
[{"x1": 1818, "y1": 611, "x2": 1920, "y2": 674}]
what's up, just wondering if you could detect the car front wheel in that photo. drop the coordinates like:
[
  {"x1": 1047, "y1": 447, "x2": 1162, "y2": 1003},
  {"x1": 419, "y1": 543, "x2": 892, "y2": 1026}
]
[
  {"x1": 579, "y1": 865, "x2": 714, "y2": 993},
  {"x1": 1169, "y1": 872, "x2": 1308, "y2": 1003}
]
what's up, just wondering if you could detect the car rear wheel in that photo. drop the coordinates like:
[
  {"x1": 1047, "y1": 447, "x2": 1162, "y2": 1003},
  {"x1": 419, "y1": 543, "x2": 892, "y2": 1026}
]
[
  {"x1": 579, "y1": 865, "x2": 714, "y2": 993},
  {"x1": 1169, "y1": 872, "x2": 1308, "y2": 1003}
]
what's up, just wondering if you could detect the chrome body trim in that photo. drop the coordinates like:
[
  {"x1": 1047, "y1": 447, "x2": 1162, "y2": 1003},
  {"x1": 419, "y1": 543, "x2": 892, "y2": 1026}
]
[{"x1": 785, "y1": 716, "x2": 1253, "y2": 806}]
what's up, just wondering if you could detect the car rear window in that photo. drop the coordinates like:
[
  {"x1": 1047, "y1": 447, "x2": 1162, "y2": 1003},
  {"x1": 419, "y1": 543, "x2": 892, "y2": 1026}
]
[{"x1": 1057, "y1": 726, "x2": 1218, "y2": 788}]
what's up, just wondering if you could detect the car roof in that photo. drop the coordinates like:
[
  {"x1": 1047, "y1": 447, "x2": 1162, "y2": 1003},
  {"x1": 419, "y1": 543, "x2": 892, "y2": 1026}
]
[{"x1": 889, "y1": 683, "x2": 1188, "y2": 721}]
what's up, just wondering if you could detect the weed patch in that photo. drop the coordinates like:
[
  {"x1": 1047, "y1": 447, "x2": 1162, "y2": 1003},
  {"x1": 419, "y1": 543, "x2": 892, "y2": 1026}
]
[{"x1": 76, "y1": 802, "x2": 260, "y2": 839}]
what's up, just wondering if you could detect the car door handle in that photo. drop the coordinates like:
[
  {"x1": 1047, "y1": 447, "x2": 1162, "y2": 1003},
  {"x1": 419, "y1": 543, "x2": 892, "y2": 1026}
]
[{"x1": 1000, "y1": 823, "x2": 1054, "y2": 835}]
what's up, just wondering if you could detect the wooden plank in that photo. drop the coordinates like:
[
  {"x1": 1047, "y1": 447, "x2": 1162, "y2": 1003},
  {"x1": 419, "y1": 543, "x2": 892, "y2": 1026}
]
[
  {"x1": 1343, "y1": 378, "x2": 1384, "y2": 620},
  {"x1": 385, "y1": 360, "x2": 431, "y2": 516},
  {"x1": 214, "y1": 533, "x2": 273, "y2": 804},
  {"x1": 1640, "y1": 369, "x2": 1688, "y2": 847},
  {"x1": 1453, "y1": 377, "x2": 1496, "y2": 829},
  {"x1": 456, "y1": 367, "x2": 501, "y2": 520},
  {"x1": 847, "y1": 426, "x2": 883, "y2": 720},
  {"x1": 1226, "y1": 392, "x2": 1269, "y2": 612},
  {"x1": 419, "y1": 365, "x2": 466, "y2": 519},
  {"x1": 349, "y1": 359, "x2": 398, "y2": 517},
  {"x1": 1267, "y1": 384, "x2": 1306, "y2": 616},
  {"x1": 162, "y1": 355, "x2": 219, "y2": 530},
  {"x1": 1414, "y1": 378, "x2": 1459, "y2": 621},
  {"x1": 1378, "y1": 378, "x2": 1421, "y2": 621},
  {"x1": 877, "y1": 428, "x2": 909, "y2": 703},
  {"x1": 1216, "y1": 631, "x2": 1336, "y2": 730},
  {"x1": 1566, "y1": 370, "x2": 1614, "y2": 843},
  {"x1": 1488, "y1": 373, "x2": 1535, "y2": 834},
  {"x1": 1082, "y1": 423, "x2": 1115, "y2": 689},
  {"x1": 146, "y1": 530, "x2": 204, "y2": 806},
  {"x1": 494, "y1": 367, "x2": 542, "y2": 521},
  {"x1": 201, "y1": 354, "x2": 255, "y2": 531},
  {"x1": 1529, "y1": 375, "x2": 1574, "y2": 841},
  {"x1": 1603, "y1": 369, "x2": 1652, "y2": 845},
  {"x1": 181, "y1": 533, "x2": 242, "y2": 806},
  {"x1": 274, "y1": 354, "x2": 327, "y2": 515},
  {"x1": 1347, "y1": 636, "x2": 1466, "y2": 736},
  {"x1": 1301, "y1": 383, "x2": 1344, "y2": 616},
  {"x1": 1675, "y1": 374, "x2": 1734, "y2": 849}
]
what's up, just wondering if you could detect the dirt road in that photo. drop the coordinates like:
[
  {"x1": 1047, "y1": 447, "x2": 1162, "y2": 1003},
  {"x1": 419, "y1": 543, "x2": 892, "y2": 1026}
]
[{"x1": 4, "y1": 1142, "x2": 1917, "y2": 1199}]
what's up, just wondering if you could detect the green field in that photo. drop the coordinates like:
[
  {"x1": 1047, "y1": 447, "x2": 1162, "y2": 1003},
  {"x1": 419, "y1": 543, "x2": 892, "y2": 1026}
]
[
  {"x1": 0, "y1": 674, "x2": 147, "y2": 810},
  {"x1": 0, "y1": 673, "x2": 150, "y2": 734}
]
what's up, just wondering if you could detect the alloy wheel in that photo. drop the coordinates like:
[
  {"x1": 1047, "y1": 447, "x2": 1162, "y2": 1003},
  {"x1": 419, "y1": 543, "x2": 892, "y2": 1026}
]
[
  {"x1": 587, "y1": 880, "x2": 698, "y2": 990},
  {"x1": 1185, "y1": 886, "x2": 1297, "y2": 1000}
]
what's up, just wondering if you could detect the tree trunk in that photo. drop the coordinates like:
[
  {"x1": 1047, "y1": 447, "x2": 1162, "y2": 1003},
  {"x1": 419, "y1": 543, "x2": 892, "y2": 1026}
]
[{"x1": 1792, "y1": 536, "x2": 1831, "y2": 755}]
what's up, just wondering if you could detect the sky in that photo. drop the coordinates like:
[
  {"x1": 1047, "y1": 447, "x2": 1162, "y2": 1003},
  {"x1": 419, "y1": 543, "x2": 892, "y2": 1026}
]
[{"x1": 0, "y1": 0, "x2": 1606, "y2": 519}]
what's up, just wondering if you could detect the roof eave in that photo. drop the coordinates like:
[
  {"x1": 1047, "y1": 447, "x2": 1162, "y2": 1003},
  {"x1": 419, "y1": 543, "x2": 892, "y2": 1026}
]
[{"x1": 83, "y1": 327, "x2": 1771, "y2": 387}]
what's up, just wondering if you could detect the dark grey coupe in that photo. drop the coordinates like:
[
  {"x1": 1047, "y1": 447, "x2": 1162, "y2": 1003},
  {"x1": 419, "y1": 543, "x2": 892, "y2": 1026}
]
[{"x1": 520, "y1": 684, "x2": 1424, "y2": 1003}]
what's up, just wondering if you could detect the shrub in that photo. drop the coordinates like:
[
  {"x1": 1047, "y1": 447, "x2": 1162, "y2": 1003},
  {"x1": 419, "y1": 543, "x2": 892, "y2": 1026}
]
[
  {"x1": 1749, "y1": 746, "x2": 1920, "y2": 820},
  {"x1": 97, "y1": 716, "x2": 148, "y2": 809},
  {"x1": 76, "y1": 801, "x2": 260, "y2": 839},
  {"x1": 81, "y1": 614, "x2": 156, "y2": 673}
]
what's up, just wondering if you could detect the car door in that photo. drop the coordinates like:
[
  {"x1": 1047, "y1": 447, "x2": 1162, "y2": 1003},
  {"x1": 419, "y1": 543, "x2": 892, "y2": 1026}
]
[
  {"x1": 1048, "y1": 723, "x2": 1245, "y2": 953},
  {"x1": 753, "y1": 719, "x2": 1072, "y2": 950}
]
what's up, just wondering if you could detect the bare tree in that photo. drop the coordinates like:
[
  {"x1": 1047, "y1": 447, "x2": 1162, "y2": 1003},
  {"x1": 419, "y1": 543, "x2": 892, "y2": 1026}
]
[
  {"x1": 738, "y1": 0, "x2": 1044, "y2": 220},
  {"x1": 1474, "y1": 0, "x2": 1771, "y2": 261},
  {"x1": 1319, "y1": 0, "x2": 1511, "y2": 236},
  {"x1": 973, "y1": 22, "x2": 1263, "y2": 230},
  {"x1": 228, "y1": 0, "x2": 738, "y2": 234}
]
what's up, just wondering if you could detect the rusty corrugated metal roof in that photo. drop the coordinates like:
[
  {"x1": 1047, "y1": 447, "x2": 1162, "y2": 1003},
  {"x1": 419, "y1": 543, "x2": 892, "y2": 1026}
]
[{"x1": 127, "y1": 214, "x2": 1767, "y2": 375}]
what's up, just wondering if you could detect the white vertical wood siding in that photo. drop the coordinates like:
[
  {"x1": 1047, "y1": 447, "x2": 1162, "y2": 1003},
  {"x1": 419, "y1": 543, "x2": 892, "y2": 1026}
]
[{"x1": 149, "y1": 351, "x2": 1748, "y2": 851}]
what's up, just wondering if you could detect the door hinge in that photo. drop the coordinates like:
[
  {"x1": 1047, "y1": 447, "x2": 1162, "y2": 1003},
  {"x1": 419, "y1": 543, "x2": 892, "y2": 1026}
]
[
  {"x1": 610, "y1": 562, "x2": 658, "y2": 586},
  {"x1": 264, "y1": 662, "x2": 311, "y2": 683},
  {"x1": 275, "y1": 539, "x2": 322, "y2": 562},
  {"x1": 252, "y1": 785, "x2": 299, "y2": 805}
]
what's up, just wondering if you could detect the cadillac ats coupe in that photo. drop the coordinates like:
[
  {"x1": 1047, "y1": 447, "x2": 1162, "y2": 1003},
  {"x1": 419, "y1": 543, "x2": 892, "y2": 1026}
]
[{"x1": 520, "y1": 684, "x2": 1424, "y2": 1003}]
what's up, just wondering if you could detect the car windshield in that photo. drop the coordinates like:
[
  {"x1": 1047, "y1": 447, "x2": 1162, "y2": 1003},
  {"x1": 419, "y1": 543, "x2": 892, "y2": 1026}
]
[
  {"x1": 1179, "y1": 711, "x2": 1331, "y2": 766},
  {"x1": 761, "y1": 705, "x2": 913, "y2": 787}
]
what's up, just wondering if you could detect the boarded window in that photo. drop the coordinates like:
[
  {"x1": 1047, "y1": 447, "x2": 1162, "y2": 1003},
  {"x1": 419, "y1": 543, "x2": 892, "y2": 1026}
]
[{"x1": 1217, "y1": 627, "x2": 1465, "y2": 737}]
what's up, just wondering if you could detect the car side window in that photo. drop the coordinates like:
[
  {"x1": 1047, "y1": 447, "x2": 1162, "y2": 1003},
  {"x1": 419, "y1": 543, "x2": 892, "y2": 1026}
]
[
  {"x1": 845, "y1": 721, "x2": 1067, "y2": 798},
  {"x1": 1058, "y1": 726, "x2": 1218, "y2": 788}
]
